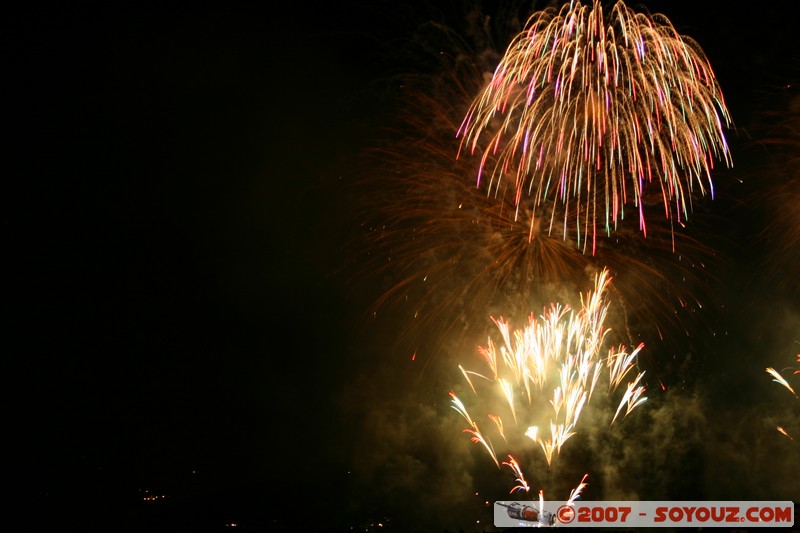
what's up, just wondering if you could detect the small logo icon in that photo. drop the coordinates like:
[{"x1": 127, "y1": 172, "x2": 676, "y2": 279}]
[{"x1": 557, "y1": 504, "x2": 576, "y2": 524}]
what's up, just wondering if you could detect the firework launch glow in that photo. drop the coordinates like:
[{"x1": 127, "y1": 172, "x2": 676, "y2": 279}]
[
  {"x1": 456, "y1": 0, "x2": 733, "y2": 254},
  {"x1": 451, "y1": 268, "x2": 646, "y2": 493}
]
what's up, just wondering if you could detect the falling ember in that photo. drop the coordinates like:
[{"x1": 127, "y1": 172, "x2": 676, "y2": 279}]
[
  {"x1": 502, "y1": 455, "x2": 531, "y2": 494},
  {"x1": 450, "y1": 391, "x2": 500, "y2": 468},
  {"x1": 765, "y1": 353, "x2": 799, "y2": 444},
  {"x1": 766, "y1": 367, "x2": 798, "y2": 398}
]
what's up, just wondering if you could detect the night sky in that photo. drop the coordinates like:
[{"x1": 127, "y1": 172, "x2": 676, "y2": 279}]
[{"x1": 8, "y1": 1, "x2": 800, "y2": 531}]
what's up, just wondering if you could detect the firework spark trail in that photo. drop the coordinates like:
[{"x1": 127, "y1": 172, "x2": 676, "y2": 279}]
[
  {"x1": 766, "y1": 349, "x2": 800, "y2": 399},
  {"x1": 777, "y1": 426, "x2": 794, "y2": 440},
  {"x1": 607, "y1": 342, "x2": 644, "y2": 389},
  {"x1": 449, "y1": 391, "x2": 500, "y2": 467},
  {"x1": 456, "y1": 0, "x2": 732, "y2": 253},
  {"x1": 523, "y1": 473, "x2": 590, "y2": 520},
  {"x1": 766, "y1": 366, "x2": 798, "y2": 398},
  {"x1": 567, "y1": 473, "x2": 590, "y2": 504},
  {"x1": 450, "y1": 268, "x2": 647, "y2": 494},
  {"x1": 610, "y1": 370, "x2": 647, "y2": 424},
  {"x1": 503, "y1": 455, "x2": 531, "y2": 494},
  {"x1": 765, "y1": 351, "x2": 800, "y2": 440}
]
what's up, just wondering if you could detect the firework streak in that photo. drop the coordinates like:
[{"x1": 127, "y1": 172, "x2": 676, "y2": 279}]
[
  {"x1": 456, "y1": 0, "x2": 732, "y2": 254},
  {"x1": 766, "y1": 353, "x2": 800, "y2": 440},
  {"x1": 451, "y1": 268, "x2": 646, "y2": 493}
]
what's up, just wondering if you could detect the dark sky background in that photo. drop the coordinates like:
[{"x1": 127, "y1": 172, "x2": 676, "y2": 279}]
[{"x1": 7, "y1": 1, "x2": 800, "y2": 531}]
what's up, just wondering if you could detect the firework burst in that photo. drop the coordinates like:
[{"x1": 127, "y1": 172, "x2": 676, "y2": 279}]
[
  {"x1": 457, "y1": 0, "x2": 733, "y2": 253},
  {"x1": 450, "y1": 268, "x2": 647, "y2": 492},
  {"x1": 335, "y1": 1, "x2": 730, "y2": 388}
]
